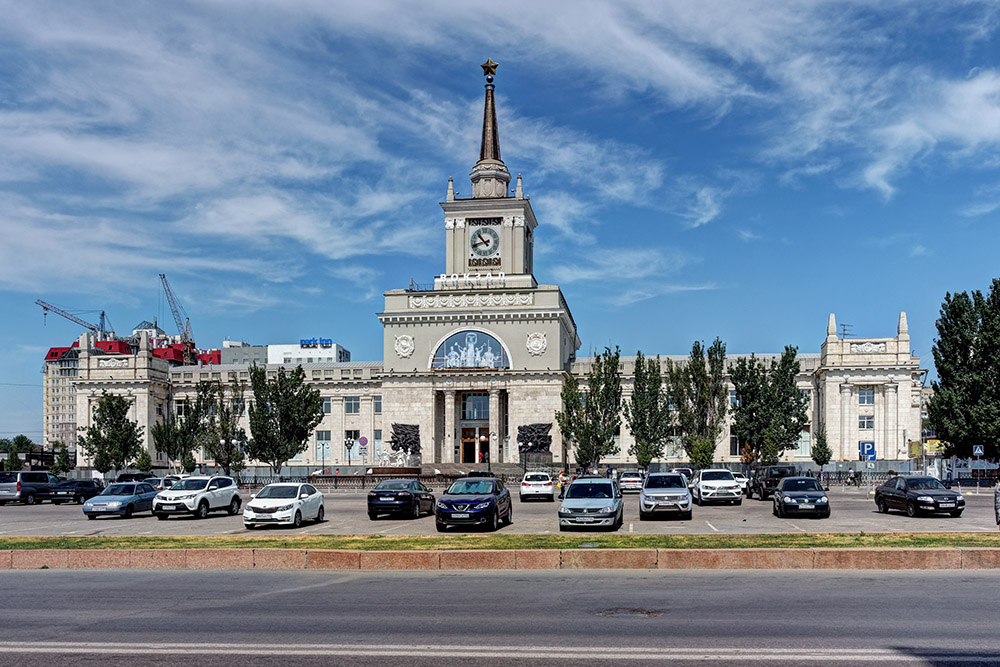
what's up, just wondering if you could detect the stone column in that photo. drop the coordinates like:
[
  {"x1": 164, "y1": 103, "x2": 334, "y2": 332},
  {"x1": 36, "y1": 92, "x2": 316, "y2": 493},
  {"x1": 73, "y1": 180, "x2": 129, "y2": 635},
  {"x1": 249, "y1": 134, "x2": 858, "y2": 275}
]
[
  {"x1": 489, "y1": 389, "x2": 500, "y2": 464},
  {"x1": 886, "y1": 383, "x2": 898, "y2": 461},
  {"x1": 443, "y1": 390, "x2": 456, "y2": 464},
  {"x1": 840, "y1": 384, "x2": 851, "y2": 461}
]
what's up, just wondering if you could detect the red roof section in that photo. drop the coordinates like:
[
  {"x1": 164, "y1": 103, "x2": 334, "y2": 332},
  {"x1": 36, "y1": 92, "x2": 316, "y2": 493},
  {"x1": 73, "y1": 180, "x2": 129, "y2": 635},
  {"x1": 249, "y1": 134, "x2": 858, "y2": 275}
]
[
  {"x1": 45, "y1": 347, "x2": 71, "y2": 361},
  {"x1": 95, "y1": 340, "x2": 132, "y2": 355},
  {"x1": 196, "y1": 350, "x2": 221, "y2": 365}
]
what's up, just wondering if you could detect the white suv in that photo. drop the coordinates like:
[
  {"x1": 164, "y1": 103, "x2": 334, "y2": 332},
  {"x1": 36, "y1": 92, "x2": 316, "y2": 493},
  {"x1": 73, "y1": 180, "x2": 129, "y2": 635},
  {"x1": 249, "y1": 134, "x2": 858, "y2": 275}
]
[
  {"x1": 153, "y1": 475, "x2": 242, "y2": 520},
  {"x1": 692, "y1": 469, "x2": 743, "y2": 505}
]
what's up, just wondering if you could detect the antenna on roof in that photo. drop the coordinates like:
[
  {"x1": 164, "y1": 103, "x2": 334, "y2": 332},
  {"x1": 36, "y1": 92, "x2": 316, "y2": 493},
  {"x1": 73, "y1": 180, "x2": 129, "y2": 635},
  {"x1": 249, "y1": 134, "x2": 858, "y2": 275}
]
[{"x1": 839, "y1": 323, "x2": 853, "y2": 338}]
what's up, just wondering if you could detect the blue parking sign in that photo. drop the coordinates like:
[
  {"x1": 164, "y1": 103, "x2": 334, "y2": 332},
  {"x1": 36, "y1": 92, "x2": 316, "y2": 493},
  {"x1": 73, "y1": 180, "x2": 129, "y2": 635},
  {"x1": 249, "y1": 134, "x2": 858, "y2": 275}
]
[
  {"x1": 859, "y1": 441, "x2": 876, "y2": 461},
  {"x1": 973, "y1": 445, "x2": 985, "y2": 457}
]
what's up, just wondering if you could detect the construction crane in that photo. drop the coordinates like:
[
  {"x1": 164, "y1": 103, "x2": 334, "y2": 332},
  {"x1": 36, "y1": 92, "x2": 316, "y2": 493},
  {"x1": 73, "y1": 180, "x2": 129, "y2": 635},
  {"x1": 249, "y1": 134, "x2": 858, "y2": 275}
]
[
  {"x1": 35, "y1": 299, "x2": 115, "y2": 339},
  {"x1": 159, "y1": 274, "x2": 192, "y2": 343}
]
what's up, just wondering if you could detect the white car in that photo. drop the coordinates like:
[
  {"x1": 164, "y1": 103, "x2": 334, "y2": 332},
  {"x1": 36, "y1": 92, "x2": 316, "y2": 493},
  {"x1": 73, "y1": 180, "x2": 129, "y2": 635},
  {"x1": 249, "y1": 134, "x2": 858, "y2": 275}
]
[
  {"x1": 732, "y1": 471, "x2": 750, "y2": 495},
  {"x1": 692, "y1": 469, "x2": 743, "y2": 505},
  {"x1": 244, "y1": 483, "x2": 325, "y2": 529},
  {"x1": 152, "y1": 475, "x2": 242, "y2": 519},
  {"x1": 618, "y1": 471, "x2": 644, "y2": 493},
  {"x1": 519, "y1": 472, "x2": 555, "y2": 501}
]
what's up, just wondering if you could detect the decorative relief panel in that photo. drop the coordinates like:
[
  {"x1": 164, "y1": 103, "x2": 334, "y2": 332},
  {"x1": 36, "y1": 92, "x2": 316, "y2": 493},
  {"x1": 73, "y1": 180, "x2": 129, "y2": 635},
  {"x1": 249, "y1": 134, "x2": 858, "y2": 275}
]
[
  {"x1": 513, "y1": 215, "x2": 525, "y2": 227},
  {"x1": 394, "y1": 335, "x2": 415, "y2": 359},
  {"x1": 850, "y1": 342, "x2": 886, "y2": 353},
  {"x1": 98, "y1": 358, "x2": 129, "y2": 368},
  {"x1": 526, "y1": 332, "x2": 547, "y2": 356},
  {"x1": 408, "y1": 293, "x2": 534, "y2": 309}
]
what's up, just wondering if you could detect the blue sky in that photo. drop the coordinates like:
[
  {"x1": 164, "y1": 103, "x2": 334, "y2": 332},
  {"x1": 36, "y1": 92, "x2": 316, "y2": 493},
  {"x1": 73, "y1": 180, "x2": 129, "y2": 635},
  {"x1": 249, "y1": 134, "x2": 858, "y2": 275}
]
[{"x1": 3, "y1": 1, "x2": 1000, "y2": 440}]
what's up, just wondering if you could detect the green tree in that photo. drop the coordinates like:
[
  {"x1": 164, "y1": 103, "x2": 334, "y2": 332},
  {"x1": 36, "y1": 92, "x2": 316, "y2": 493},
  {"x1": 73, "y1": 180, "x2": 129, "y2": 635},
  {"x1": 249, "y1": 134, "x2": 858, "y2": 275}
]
[
  {"x1": 77, "y1": 392, "x2": 144, "y2": 474},
  {"x1": 811, "y1": 423, "x2": 832, "y2": 472},
  {"x1": 927, "y1": 279, "x2": 1000, "y2": 458},
  {"x1": 730, "y1": 346, "x2": 809, "y2": 463},
  {"x1": 152, "y1": 382, "x2": 214, "y2": 472},
  {"x1": 182, "y1": 450, "x2": 197, "y2": 473},
  {"x1": 11, "y1": 434, "x2": 34, "y2": 452},
  {"x1": 555, "y1": 374, "x2": 585, "y2": 468},
  {"x1": 5, "y1": 450, "x2": 23, "y2": 471},
  {"x1": 49, "y1": 441, "x2": 74, "y2": 475},
  {"x1": 688, "y1": 437, "x2": 716, "y2": 470},
  {"x1": 246, "y1": 364, "x2": 324, "y2": 476},
  {"x1": 556, "y1": 347, "x2": 622, "y2": 470},
  {"x1": 202, "y1": 374, "x2": 248, "y2": 476},
  {"x1": 0, "y1": 438, "x2": 9, "y2": 452},
  {"x1": 623, "y1": 351, "x2": 672, "y2": 468},
  {"x1": 135, "y1": 448, "x2": 153, "y2": 473},
  {"x1": 667, "y1": 338, "x2": 728, "y2": 459}
]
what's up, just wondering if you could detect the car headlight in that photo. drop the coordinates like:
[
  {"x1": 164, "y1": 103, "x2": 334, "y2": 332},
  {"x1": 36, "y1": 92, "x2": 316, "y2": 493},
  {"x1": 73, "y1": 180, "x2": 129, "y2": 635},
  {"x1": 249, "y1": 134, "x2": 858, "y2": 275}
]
[
  {"x1": 436, "y1": 501, "x2": 447, "y2": 510},
  {"x1": 783, "y1": 496, "x2": 793, "y2": 503},
  {"x1": 473, "y1": 501, "x2": 491, "y2": 510},
  {"x1": 173, "y1": 494, "x2": 196, "y2": 500},
  {"x1": 558, "y1": 507, "x2": 574, "y2": 515},
  {"x1": 600, "y1": 506, "x2": 614, "y2": 513},
  {"x1": 957, "y1": 497, "x2": 966, "y2": 503},
  {"x1": 820, "y1": 496, "x2": 828, "y2": 503},
  {"x1": 106, "y1": 501, "x2": 122, "y2": 508},
  {"x1": 274, "y1": 504, "x2": 294, "y2": 512},
  {"x1": 917, "y1": 495, "x2": 934, "y2": 502}
]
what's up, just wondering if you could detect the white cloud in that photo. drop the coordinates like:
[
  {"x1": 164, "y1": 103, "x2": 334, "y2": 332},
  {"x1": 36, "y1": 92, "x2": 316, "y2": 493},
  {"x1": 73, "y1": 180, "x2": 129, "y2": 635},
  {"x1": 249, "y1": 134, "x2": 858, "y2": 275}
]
[{"x1": 737, "y1": 229, "x2": 762, "y2": 242}]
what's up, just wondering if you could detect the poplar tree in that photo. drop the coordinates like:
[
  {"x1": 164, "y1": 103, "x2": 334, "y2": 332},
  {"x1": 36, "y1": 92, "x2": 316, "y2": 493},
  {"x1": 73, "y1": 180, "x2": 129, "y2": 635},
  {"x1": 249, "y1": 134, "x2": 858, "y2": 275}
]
[
  {"x1": 78, "y1": 392, "x2": 144, "y2": 474},
  {"x1": 667, "y1": 338, "x2": 728, "y2": 460},
  {"x1": 203, "y1": 374, "x2": 248, "y2": 476},
  {"x1": 246, "y1": 364, "x2": 324, "y2": 476},
  {"x1": 623, "y1": 351, "x2": 672, "y2": 468},
  {"x1": 811, "y1": 423, "x2": 832, "y2": 472},
  {"x1": 556, "y1": 347, "x2": 622, "y2": 470}
]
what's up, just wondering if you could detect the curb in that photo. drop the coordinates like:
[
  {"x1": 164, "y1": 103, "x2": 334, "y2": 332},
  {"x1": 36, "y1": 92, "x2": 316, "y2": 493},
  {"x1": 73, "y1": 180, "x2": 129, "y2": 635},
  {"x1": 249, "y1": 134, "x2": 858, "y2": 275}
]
[{"x1": 3, "y1": 547, "x2": 1000, "y2": 570}]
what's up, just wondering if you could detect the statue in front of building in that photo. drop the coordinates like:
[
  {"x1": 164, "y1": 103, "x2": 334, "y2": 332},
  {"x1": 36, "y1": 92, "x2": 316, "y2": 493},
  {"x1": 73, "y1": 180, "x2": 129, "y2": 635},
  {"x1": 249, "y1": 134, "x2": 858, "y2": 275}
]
[{"x1": 388, "y1": 423, "x2": 421, "y2": 467}]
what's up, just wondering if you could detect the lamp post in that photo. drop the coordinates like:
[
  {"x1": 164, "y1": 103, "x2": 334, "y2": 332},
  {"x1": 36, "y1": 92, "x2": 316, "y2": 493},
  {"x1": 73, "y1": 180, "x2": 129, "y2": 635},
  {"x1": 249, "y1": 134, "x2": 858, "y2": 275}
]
[
  {"x1": 218, "y1": 438, "x2": 239, "y2": 477},
  {"x1": 480, "y1": 433, "x2": 489, "y2": 472},
  {"x1": 524, "y1": 441, "x2": 532, "y2": 476},
  {"x1": 345, "y1": 437, "x2": 355, "y2": 469}
]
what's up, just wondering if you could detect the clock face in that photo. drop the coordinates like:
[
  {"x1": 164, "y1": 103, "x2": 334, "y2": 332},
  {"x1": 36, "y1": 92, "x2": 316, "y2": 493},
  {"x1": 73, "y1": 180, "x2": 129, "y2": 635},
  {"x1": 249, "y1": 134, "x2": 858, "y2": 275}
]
[{"x1": 469, "y1": 226, "x2": 500, "y2": 257}]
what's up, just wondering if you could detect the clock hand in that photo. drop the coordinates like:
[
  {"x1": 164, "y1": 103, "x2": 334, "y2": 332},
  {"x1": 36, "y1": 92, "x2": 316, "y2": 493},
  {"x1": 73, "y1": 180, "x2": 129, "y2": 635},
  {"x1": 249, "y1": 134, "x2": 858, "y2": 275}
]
[{"x1": 472, "y1": 240, "x2": 488, "y2": 248}]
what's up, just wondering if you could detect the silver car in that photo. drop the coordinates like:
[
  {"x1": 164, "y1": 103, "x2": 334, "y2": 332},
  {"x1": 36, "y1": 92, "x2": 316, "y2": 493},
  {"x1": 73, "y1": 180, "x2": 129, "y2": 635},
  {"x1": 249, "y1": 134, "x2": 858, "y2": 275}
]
[
  {"x1": 558, "y1": 476, "x2": 624, "y2": 531},
  {"x1": 639, "y1": 473, "x2": 693, "y2": 520}
]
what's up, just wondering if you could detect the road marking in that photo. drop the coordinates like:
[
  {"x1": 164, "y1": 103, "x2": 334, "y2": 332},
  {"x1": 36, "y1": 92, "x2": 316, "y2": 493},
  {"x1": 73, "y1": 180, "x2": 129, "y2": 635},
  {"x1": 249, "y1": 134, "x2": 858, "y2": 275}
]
[
  {"x1": 788, "y1": 523, "x2": 807, "y2": 533},
  {"x1": 705, "y1": 521, "x2": 719, "y2": 532},
  {"x1": 628, "y1": 522, "x2": 634, "y2": 533},
  {"x1": 0, "y1": 641, "x2": 990, "y2": 662}
]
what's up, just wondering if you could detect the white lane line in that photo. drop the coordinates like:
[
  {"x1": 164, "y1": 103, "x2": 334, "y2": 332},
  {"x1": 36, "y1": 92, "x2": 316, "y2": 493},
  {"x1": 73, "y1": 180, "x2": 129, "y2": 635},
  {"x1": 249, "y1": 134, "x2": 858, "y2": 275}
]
[
  {"x1": 628, "y1": 522, "x2": 634, "y2": 533},
  {"x1": 788, "y1": 523, "x2": 808, "y2": 533},
  {"x1": 705, "y1": 521, "x2": 719, "y2": 532}
]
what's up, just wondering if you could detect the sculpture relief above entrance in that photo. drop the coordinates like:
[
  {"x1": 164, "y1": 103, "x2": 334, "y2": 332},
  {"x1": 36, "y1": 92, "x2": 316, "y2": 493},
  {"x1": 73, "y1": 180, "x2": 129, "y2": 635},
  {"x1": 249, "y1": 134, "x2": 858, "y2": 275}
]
[{"x1": 430, "y1": 329, "x2": 510, "y2": 370}]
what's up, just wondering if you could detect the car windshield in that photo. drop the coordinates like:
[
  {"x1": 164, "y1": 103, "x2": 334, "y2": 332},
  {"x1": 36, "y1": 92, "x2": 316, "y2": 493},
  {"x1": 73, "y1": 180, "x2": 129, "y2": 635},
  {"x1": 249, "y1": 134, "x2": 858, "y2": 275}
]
[
  {"x1": 447, "y1": 480, "x2": 495, "y2": 495},
  {"x1": 781, "y1": 478, "x2": 822, "y2": 492},
  {"x1": 170, "y1": 479, "x2": 209, "y2": 491},
  {"x1": 645, "y1": 475, "x2": 685, "y2": 489},
  {"x1": 375, "y1": 480, "x2": 412, "y2": 491},
  {"x1": 257, "y1": 486, "x2": 298, "y2": 499},
  {"x1": 907, "y1": 478, "x2": 947, "y2": 491},
  {"x1": 566, "y1": 482, "x2": 613, "y2": 499},
  {"x1": 103, "y1": 484, "x2": 136, "y2": 496},
  {"x1": 701, "y1": 471, "x2": 735, "y2": 481},
  {"x1": 524, "y1": 474, "x2": 549, "y2": 482}
]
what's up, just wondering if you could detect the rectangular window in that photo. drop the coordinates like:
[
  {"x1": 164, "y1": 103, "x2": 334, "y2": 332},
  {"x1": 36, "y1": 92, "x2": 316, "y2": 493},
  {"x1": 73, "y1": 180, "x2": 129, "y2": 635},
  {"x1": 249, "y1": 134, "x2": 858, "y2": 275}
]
[
  {"x1": 175, "y1": 402, "x2": 189, "y2": 417},
  {"x1": 800, "y1": 388, "x2": 811, "y2": 401},
  {"x1": 462, "y1": 393, "x2": 489, "y2": 420},
  {"x1": 323, "y1": 397, "x2": 331, "y2": 414},
  {"x1": 344, "y1": 429, "x2": 360, "y2": 459},
  {"x1": 312, "y1": 370, "x2": 321, "y2": 379},
  {"x1": 344, "y1": 396, "x2": 360, "y2": 414},
  {"x1": 374, "y1": 429, "x2": 382, "y2": 458},
  {"x1": 729, "y1": 390, "x2": 738, "y2": 407},
  {"x1": 315, "y1": 430, "x2": 331, "y2": 461},
  {"x1": 859, "y1": 415, "x2": 875, "y2": 429},
  {"x1": 353, "y1": 369, "x2": 363, "y2": 377},
  {"x1": 729, "y1": 435, "x2": 739, "y2": 457},
  {"x1": 612, "y1": 425, "x2": 621, "y2": 456},
  {"x1": 183, "y1": 372, "x2": 193, "y2": 379},
  {"x1": 795, "y1": 429, "x2": 811, "y2": 456},
  {"x1": 341, "y1": 370, "x2": 351, "y2": 378},
  {"x1": 373, "y1": 395, "x2": 382, "y2": 414},
  {"x1": 859, "y1": 387, "x2": 875, "y2": 405}
]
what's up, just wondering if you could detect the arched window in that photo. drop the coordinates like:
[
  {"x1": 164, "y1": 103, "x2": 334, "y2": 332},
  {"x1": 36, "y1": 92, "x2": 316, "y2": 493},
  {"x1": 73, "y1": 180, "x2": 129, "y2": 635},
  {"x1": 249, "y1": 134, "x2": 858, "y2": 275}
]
[{"x1": 431, "y1": 330, "x2": 509, "y2": 369}]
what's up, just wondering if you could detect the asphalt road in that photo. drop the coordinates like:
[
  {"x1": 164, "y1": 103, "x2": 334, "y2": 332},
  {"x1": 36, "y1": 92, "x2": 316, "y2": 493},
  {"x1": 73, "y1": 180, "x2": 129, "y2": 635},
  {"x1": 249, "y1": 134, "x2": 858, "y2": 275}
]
[
  {"x1": 1, "y1": 486, "x2": 996, "y2": 536},
  {"x1": 1, "y1": 569, "x2": 999, "y2": 665}
]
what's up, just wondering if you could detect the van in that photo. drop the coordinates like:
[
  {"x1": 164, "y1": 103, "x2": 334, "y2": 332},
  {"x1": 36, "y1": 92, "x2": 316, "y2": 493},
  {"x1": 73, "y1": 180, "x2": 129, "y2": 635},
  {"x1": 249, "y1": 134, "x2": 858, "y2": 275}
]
[{"x1": 0, "y1": 471, "x2": 62, "y2": 505}]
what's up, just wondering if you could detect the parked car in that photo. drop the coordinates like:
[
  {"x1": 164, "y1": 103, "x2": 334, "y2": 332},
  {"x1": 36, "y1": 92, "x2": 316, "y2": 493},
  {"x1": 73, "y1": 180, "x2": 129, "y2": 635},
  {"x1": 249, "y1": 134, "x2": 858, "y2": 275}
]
[
  {"x1": 244, "y1": 483, "x2": 324, "y2": 529},
  {"x1": 82, "y1": 482, "x2": 158, "y2": 519},
  {"x1": 558, "y1": 475, "x2": 624, "y2": 531},
  {"x1": 435, "y1": 473, "x2": 512, "y2": 532},
  {"x1": 152, "y1": 475, "x2": 242, "y2": 520},
  {"x1": 732, "y1": 471, "x2": 750, "y2": 495},
  {"x1": 115, "y1": 472, "x2": 154, "y2": 482},
  {"x1": 618, "y1": 471, "x2": 644, "y2": 493},
  {"x1": 748, "y1": 465, "x2": 797, "y2": 500},
  {"x1": 692, "y1": 469, "x2": 743, "y2": 505},
  {"x1": 670, "y1": 468, "x2": 695, "y2": 485},
  {"x1": 50, "y1": 479, "x2": 104, "y2": 504},
  {"x1": 0, "y1": 471, "x2": 62, "y2": 505},
  {"x1": 874, "y1": 476, "x2": 965, "y2": 517},
  {"x1": 518, "y1": 472, "x2": 555, "y2": 502},
  {"x1": 639, "y1": 472, "x2": 693, "y2": 520},
  {"x1": 772, "y1": 476, "x2": 830, "y2": 518},
  {"x1": 367, "y1": 479, "x2": 436, "y2": 519}
]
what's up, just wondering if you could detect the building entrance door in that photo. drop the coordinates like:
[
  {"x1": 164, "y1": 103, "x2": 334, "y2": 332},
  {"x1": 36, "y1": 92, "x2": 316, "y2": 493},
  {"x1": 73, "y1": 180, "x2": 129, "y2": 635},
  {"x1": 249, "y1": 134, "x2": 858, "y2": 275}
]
[{"x1": 461, "y1": 427, "x2": 489, "y2": 463}]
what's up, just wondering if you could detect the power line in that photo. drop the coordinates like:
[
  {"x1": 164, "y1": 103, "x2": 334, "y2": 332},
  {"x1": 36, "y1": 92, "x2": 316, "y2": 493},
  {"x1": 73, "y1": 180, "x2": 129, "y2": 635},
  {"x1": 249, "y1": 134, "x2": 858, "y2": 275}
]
[{"x1": 0, "y1": 383, "x2": 43, "y2": 387}]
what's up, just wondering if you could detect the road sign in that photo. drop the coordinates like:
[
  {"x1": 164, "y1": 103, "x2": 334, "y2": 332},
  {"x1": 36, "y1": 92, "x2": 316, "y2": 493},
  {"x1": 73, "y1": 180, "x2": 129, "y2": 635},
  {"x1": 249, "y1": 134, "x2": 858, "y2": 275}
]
[
  {"x1": 359, "y1": 436, "x2": 368, "y2": 447},
  {"x1": 859, "y1": 441, "x2": 876, "y2": 461},
  {"x1": 866, "y1": 462, "x2": 875, "y2": 470},
  {"x1": 973, "y1": 445, "x2": 985, "y2": 457}
]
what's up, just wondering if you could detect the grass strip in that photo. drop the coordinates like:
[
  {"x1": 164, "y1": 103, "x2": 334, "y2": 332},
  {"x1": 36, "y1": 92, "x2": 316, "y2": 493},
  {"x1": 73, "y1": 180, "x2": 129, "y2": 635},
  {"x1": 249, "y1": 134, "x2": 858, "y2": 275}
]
[{"x1": 1, "y1": 532, "x2": 1000, "y2": 551}]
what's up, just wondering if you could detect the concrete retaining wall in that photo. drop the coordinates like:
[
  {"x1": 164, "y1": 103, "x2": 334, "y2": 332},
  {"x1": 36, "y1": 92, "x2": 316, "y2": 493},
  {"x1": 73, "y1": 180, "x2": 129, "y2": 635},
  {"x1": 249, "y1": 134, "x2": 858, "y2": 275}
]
[{"x1": 3, "y1": 547, "x2": 1000, "y2": 570}]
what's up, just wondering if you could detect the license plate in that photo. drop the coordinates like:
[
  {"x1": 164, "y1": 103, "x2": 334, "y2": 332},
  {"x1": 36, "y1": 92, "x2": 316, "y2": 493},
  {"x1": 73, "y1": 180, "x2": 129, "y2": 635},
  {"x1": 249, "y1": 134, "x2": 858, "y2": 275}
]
[
  {"x1": 799, "y1": 504, "x2": 813, "y2": 509},
  {"x1": 657, "y1": 502, "x2": 674, "y2": 507},
  {"x1": 161, "y1": 505, "x2": 176, "y2": 510},
  {"x1": 939, "y1": 503, "x2": 955, "y2": 508},
  {"x1": 452, "y1": 513, "x2": 469, "y2": 518}
]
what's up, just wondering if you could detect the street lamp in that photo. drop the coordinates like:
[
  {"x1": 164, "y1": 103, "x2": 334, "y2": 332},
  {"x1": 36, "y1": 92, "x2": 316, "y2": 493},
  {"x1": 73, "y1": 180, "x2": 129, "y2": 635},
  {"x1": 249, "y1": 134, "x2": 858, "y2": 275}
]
[
  {"x1": 218, "y1": 438, "x2": 239, "y2": 477},
  {"x1": 345, "y1": 437, "x2": 355, "y2": 468},
  {"x1": 524, "y1": 441, "x2": 532, "y2": 476},
  {"x1": 479, "y1": 433, "x2": 489, "y2": 472}
]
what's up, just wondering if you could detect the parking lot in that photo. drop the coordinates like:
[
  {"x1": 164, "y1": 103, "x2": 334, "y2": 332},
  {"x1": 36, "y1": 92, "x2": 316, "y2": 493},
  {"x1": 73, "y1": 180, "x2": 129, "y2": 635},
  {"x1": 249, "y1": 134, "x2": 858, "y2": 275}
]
[{"x1": 0, "y1": 485, "x2": 997, "y2": 536}]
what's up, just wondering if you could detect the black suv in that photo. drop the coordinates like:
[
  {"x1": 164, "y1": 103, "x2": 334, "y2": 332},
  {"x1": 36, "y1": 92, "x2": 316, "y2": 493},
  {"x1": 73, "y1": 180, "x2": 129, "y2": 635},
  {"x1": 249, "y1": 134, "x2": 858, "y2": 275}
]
[
  {"x1": 748, "y1": 465, "x2": 797, "y2": 500},
  {"x1": 435, "y1": 472, "x2": 512, "y2": 532},
  {"x1": 50, "y1": 479, "x2": 104, "y2": 504},
  {"x1": 0, "y1": 471, "x2": 62, "y2": 505}
]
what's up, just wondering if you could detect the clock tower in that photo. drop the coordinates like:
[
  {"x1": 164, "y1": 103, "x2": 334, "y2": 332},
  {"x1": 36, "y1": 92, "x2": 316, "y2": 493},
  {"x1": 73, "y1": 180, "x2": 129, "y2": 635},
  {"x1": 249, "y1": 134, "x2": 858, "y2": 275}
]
[{"x1": 438, "y1": 59, "x2": 537, "y2": 289}]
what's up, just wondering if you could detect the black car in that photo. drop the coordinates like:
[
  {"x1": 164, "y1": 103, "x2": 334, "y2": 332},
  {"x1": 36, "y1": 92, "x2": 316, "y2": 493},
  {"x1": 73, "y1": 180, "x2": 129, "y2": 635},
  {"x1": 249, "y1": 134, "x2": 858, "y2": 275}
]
[
  {"x1": 875, "y1": 476, "x2": 965, "y2": 517},
  {"x1": 749, "y1": 465, "x2": 797, "y2": 500},
  {"x1": 50, "y1": 480, "x2": 104, "y2": 504},
  {"x1": 367, "y1": 479, "x2": 436, "y2": 520},
  {"x1": 435, "y1": 472, "x2": 512, "y2": 532},
  {"x1": 116, "y1": 472, "x2": 154, "y2": 482},
  {"x1": 772, "y1": 476, "x2": 830, "y2": 518}
]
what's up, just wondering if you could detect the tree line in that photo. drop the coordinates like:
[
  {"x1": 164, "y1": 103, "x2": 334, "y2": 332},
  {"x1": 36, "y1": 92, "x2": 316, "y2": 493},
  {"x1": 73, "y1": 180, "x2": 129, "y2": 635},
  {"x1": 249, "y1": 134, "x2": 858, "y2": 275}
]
[
  {"x1": 556, "y1": 340, "x2": 818, "y2": 471},
  {"x1": 79, "y1": 365, "x2": 324, "y2": 477}
]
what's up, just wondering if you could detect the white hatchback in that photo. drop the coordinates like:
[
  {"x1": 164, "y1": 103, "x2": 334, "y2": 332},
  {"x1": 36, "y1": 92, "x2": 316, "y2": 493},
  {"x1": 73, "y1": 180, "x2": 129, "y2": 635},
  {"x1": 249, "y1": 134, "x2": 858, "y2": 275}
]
[
  {"x1": 244, "y1": 483, "x2": 325, "y2": 529},
  {"x1": 519, "y1": 472, "x2": 555, "y2": 501}
]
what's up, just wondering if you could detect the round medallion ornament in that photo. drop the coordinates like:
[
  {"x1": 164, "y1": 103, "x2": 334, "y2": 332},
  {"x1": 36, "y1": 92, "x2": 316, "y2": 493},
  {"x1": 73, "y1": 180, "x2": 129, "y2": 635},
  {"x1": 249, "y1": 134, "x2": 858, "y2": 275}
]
[
  {"x1": 394, "y1": 335, "x2": 415, "y2": 359},
  {"x1": 526, "y1": 332, "x2": 547, "y2": 357}
]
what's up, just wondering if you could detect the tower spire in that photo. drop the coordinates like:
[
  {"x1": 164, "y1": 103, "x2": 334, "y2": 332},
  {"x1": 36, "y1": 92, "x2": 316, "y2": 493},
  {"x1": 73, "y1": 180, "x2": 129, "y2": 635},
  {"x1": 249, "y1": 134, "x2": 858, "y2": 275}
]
[{"x1": 470, "y1": 58, "x2": 511, "y2": 198}]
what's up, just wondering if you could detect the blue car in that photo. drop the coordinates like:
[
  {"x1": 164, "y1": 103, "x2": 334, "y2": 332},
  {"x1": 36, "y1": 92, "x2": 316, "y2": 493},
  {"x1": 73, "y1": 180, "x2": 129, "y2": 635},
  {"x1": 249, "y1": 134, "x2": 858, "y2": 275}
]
[
  {"x1": 435, "y1": 473, "x2": 512, "y2": 532},
  {"x1": 83, "y1": 482, "x2": 159, "y2": 519}
]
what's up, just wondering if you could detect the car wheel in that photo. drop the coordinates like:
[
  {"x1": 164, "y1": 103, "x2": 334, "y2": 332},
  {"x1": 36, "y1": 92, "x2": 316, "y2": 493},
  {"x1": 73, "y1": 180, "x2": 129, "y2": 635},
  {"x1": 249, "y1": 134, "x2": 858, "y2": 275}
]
[
  {"x1": 436, "y1": 522, "x2": 447, "y2": 533},
  {"x1": 86, "y1": 514, "x2": 95, "y2": 520},
  {"x1": 950, "y1": 509, "x2": 963, "y2": 518},
  {"x1": 489, "y1": 510, "x2": 499, "y2": 532},
  {"x1": 876, "y1": 497, "x2": 888, "y2": 513},
  {"x1": 735, "y1": 498, "x2": 743, "y2": 506},
  {"x1": 25, "y1": 494, "x2": 36, "y2": 506},
  {"x1": 155, "y1": 513, "x2": 167, "y2": 520},
  {"x1": 195, "y1": 501, "x2": 209, "y2": 519},
  {"x1": 75, "y1": 495, "x2": 84, "y2": 504},
  {"x1": 821, "y1": 509, "x2": 831, "y2": 519},
  {"x1": 368, "y1": 511, "x2": 378, "y2": 521},
  {"x1": 519, "y1": 495, "x2": 526, "y2": 503},
  {"x1": 906, "y1": 501, "x2": 917, "y2": 517},
  {"x1": 123, "y1": 504, "x2": 134, "y2": 519},
  {"x1": 244, "y1": 523, "x2": 256, "y2": 530},
  {"x1": 681, "y1": 510, "x2": 692, "y2": 520},
  {"x1": 772, "y1": 501, "x2": 779, "y2": 516},
  {"x1": 316, "y1": 505, "x2": 325, "y2": 523},
  {"x1": 227, "y1": 497, "x2": 241, "y2": 515},
  {"x1": 639, "y1": 510, "x2": 648, "y2": 521},
  {"x1": 293, "y1": 511, "x2": 302, "y2": 528},
  {"x1": 559, "y1": 524, "x2": 568, "y2": 532},
  {"x1": 505, "y1": 503, "x2": 513, "y2": 526},
  {"x1": 411, "y1": 501, "x2": 420, "y2": 520}
]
